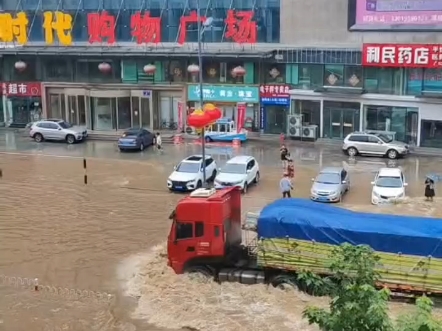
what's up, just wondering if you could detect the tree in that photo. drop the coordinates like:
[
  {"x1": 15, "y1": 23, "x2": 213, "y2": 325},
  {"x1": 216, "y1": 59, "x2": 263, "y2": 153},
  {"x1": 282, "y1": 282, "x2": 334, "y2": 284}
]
[
  {"x1": 395, "y1": 296, "x2": 442, "y2": 331},
  {"x1": 302, "y1": 243, "x2": 393, "y2": 331}
]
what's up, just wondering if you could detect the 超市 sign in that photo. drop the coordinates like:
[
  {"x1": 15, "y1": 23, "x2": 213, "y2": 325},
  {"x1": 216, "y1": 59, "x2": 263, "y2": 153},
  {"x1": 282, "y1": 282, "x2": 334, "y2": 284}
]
[{"x1": 187, "y1": 85, "x2": 259, "y2": 103}]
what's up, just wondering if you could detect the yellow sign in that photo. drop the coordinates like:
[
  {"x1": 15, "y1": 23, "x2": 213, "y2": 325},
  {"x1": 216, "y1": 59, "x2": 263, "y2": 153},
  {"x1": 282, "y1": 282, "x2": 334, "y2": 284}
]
[{"x1": 0, "y1": 11, "x2": 72, "y2": 46}]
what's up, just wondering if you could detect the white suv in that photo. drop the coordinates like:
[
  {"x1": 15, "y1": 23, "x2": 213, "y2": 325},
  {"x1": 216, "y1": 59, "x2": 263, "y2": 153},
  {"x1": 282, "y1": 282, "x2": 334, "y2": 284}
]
[
  {"x1": 214, "y1": 155, "x2": 260, "y2": 193},
  {"x1": 30, "y1": 119, "x2": 88, "y2": 144},
  {"x1": 167, "y1": 155, "x2": 217, "y2": 192},
  {"x1": 371, "y1": 167, "x2": 408, "y2": 205}
]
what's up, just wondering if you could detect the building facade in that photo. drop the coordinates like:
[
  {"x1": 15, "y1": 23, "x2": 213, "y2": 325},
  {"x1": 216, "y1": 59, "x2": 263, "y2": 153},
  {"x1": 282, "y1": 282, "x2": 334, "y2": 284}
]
[{"x1": 1, "y1": 0, "x2": 442, "y2": 148}]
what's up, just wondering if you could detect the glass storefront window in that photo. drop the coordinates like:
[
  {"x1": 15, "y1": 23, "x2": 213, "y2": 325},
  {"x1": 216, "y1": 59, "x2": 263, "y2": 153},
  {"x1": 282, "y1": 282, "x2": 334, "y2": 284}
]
[
  {"x1": 363, "y1": 105, "x2": 418, "y2": 144},
  {"x1": 91, "y1": 97, "x2": 116, "y2": 130},
  {"x1": 364, "y1": 68, "x2": 401, "y2": 95},
  {"x1": 264, "y1": 105, "x2": 288, "y2": 134},
  {"x1": 117, "y1": 97, "x2": 131, "y2": 130},
  {"x1": 406, "y1": 68, "x2": 442, "y2": 95},
  {"x1": 324, "y1": 65, "x2": 344, "y2": 86},
  {"x1": 421, "y1": 120, "x2": 442, "y2": 148},
  {"x1": 322, "y1": 101, "x2": 360, "y2": 139},
  {"x1": 293, "y1": 100, "x2": 321, "y2": 127},
  {"x1": 47, "y1": 94, "x2": 64, "y2": 119},
  {"x1": 296, "y1": 64, "x2": 323, "y2": 90}
]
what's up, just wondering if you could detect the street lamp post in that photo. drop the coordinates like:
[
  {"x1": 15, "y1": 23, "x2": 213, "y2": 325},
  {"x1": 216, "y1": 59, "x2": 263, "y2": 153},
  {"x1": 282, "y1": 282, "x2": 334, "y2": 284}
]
[{"x1": 197, "y1": 0, "x2": 207, "y2": 186}]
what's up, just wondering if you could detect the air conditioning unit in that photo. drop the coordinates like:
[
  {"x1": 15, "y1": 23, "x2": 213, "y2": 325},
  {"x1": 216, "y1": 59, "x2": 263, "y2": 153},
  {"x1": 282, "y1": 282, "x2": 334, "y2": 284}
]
[
  {"x1": 302, "y1": 125, "x2": 318, "y2": 140},
  {"x1": 288, "y1": 126, "x2": 301, "y2": 137},
  {"x1": 287, "y1": 115, "x2": 302, "y2": 137}
]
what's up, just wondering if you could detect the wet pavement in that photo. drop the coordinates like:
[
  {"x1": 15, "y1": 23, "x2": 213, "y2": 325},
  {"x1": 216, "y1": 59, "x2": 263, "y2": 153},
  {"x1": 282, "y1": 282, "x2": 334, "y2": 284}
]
[{"x1": 0, "y1": 131, "x2": 442, "y2": 331}]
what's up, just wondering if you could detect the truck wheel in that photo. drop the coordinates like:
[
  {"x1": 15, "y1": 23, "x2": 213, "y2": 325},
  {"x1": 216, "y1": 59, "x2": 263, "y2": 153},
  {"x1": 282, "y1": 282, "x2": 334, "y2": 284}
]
[
  {"x1": 271, "y1": 275, "x2": 297, "y2": 291},
  {"x1": 184, "y1": 265, "x2": 214, "y2": 281}
]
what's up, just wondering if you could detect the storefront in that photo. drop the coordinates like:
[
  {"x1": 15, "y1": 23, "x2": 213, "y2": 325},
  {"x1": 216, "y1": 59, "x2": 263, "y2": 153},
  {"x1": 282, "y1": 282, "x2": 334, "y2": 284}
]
[
  {"x1": 186, "y1": 84, "x2": 260, "y2": 132},
  {"x1": 43, "y1": 84, "x2": 184, "y2": 131},
  {"x1": 259, "y1": 84, "x2": 291, "y2": 134},
  {"x1": 289, "y1": 90, "x2": 422, "y2": 145},
  {"x1": 2, "y1": 82, "x2": 42, "y2": 127}
]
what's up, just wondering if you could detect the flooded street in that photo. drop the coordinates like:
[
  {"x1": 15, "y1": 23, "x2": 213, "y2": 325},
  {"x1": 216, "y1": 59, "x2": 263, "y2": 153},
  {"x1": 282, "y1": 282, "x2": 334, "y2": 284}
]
[{"x1": 1, "y1": 132, "x2": 442, "y2": 331}]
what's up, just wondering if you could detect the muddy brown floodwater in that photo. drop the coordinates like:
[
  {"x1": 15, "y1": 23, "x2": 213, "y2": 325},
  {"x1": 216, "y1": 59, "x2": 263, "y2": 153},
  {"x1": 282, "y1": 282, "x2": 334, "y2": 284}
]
[{"x1": 0, "y1": 154, "x2": 441, "y2": 331}]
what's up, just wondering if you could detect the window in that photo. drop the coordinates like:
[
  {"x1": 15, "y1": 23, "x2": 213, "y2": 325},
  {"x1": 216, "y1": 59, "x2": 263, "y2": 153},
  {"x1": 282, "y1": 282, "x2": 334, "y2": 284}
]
[
  {"x1": 205, "y1": 158, "x2": 213, "y2": 167},
  {"x1": 176, "y1": 222, "x2": 193, "y2": 240},
  {"x1": 324, "y1": 64, "x2": 344, "y2": 87},
  {"x1": 296, "y1": 64, "x2": 323, "y2": 90},
  {"x1": 246, "y1": 160, "x2": 255, "y2": 170},
  {"x1": 364, "y1": 68, "x2": 401, "y2": 95},
  {"x1": 214, "y1": 226, "x2": 220, "y2": 237},
  {"x1": 368, "y1": 136, "x2": 380, "y2": 143},
  {"x1": 348, "y1": 135, "x2": 368, "y2": 142},
  {"x1": 406, "y1": 68, "x2": 442, "y2": 95},
  {"x1": 195, "y1": 222, "x2": 204, "y2": 238},
  {"x1": 420, "y1": 120, "x2": 442, "y2": 148}
]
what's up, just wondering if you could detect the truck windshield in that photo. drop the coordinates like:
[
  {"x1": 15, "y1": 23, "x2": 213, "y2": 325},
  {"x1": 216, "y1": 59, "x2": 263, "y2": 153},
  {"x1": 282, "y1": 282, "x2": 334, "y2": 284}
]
[
  {"x1": 376, "y1": 176, "x2": 402, "y2": 188},
  {"x1": 222, "y1": 163, "x2": 246, "y2": 174},
  {"x1": 176, "y1": 162, "x2": 200, "y2": 173}
]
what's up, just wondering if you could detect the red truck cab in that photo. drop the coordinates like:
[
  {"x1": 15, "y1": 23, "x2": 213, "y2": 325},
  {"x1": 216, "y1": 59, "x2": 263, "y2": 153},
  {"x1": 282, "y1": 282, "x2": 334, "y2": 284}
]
[{"x1": 167, "y1": 187, "x2": 242, "y2": 274}]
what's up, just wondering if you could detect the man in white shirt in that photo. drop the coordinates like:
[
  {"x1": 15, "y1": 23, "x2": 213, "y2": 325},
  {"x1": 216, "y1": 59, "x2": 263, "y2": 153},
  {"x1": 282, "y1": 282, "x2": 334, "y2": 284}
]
[{"x1": 155, "y1": 132, "x2": 162, "y2": 153}]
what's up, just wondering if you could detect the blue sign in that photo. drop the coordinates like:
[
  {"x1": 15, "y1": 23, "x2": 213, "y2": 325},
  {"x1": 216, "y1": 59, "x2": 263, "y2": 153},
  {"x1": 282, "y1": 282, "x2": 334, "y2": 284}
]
[
  {"x1": 260, "y1": 106, "x2": 265, "y2": 130},
  {"x1": 188, "y1": 85, "x2": 259, "y2": 103},
  {"x1": 260, "y1": 97, "x2": 290, "y2": 106},
  {"x1": 142, "y1": 90, "x2": 151, "y2": 97}
]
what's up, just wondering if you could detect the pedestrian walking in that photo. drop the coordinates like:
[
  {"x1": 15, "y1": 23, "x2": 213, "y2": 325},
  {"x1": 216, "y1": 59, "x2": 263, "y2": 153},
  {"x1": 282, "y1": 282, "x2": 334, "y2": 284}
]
[
  {"x1": 280, "y1": 172, "x2": 293, "y2": 198},
  {"x1": 155, "y1": 132, "x2": 163, "y2": 154},
  {"x1": 425, "y1": 176, "x2": 435, "y2": 201},
  {"x1": 280, "y1": 144, "x2": 289, "y2": 168},
  {"x1": 287, "y1": 159, "x2": 295, "y2": 179}
]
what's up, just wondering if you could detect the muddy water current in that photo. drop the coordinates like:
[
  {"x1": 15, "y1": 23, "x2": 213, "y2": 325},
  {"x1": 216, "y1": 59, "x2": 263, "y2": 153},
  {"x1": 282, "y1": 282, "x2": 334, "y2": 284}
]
[{"x1": 0, "y1": 154, "x2": 441, "y2": 331}]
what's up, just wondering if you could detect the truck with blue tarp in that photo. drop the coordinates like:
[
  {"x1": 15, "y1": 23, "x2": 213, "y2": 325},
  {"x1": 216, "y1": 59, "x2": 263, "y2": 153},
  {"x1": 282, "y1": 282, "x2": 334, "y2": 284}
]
[{"x1": 167, "y1": 187, "x2": 442, "y2": 294}]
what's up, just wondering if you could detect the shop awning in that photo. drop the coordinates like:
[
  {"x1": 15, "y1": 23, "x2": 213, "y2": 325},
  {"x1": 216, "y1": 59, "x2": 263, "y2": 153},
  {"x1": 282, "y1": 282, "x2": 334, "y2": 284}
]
[
  {"x1": 314, "y1": 86, "x2": 365, "y2": 94},
  {"x1": 415, "y1": 91, "x2": 442, "y2": 99},
  {"x1": 0, "y1": 42, "x2": 275, "y2": 58}
]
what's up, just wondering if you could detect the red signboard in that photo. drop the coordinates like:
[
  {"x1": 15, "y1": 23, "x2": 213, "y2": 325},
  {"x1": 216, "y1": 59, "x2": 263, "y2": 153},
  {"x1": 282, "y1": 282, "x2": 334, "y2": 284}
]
[
  {"x1": 362, "y1": 44, "x2": 442, "y2": 68},
  {"x1": 259, "y1": 84, "x2": 290, "y2": 98},
  {"x1": 86, "y1": 10, "x2": 257, "y2": 45},
  {"x1": 2, "y1": 82, "x2": 42, "y2": 97}
]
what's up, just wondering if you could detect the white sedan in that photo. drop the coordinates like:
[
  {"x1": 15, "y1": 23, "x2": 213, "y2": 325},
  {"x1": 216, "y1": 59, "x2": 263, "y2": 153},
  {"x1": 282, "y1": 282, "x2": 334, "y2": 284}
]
[
  {"x1": 214, "y1": 155, "x2": 260, "y2": 193},
  {"x1": 371, "y1": 167, "x2": 407, "y2": 205},
  {"x1": 167, "y1": 155, "x2": 217, "y2": 192}
]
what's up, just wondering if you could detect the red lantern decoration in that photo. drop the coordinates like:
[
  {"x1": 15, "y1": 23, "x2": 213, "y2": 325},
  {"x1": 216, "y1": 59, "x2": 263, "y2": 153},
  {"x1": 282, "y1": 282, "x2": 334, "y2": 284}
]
[
  {"x1": 143, "y1": 64, "x2": 156, "y2": 74},
  {"x1": 232, "y1": 66, "x2": 246, "y2": 77},
  {"x1": 15, "y1": 60, "x2": 27, "y2": 72},
  {"x1": 98, "y1": 62, "x2": 111, "y2": 73},
  {"x1": 187, "y1": 109, "x2": 211, "y2": 128},
  {"x1": 206, "y1": 107, "x2": 222, "y2": 123},
  {"x1": 187, "y1": 64, "x2": 200, "y2": 75}
]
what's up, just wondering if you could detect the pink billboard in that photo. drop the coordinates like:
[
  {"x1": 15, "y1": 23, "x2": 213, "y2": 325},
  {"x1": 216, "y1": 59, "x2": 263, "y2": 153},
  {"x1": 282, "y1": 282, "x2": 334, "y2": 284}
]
[{"x1": 351, "y1": 0, "x2": 442, "y2": 30}]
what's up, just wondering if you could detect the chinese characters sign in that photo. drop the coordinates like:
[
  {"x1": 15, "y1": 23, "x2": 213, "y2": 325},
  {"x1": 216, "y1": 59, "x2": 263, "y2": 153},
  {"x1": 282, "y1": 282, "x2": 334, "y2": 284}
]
[
  {"x1": 2, "y1": 82, "x2": 42, "y2": 97},
  {"x1": 259, "y1": 84, "x2": 290, "y2": 106},
  {"x1": 351, "y1": 0, "x2": 442, "y2": 30},
  {"x1": 187, "y1": 85, "x2": 259, "y2": 103},
  {"x1": 362, "y1": 44, "x2": 442, "y2": 68},
  {"x1": 0, "y1": 10, "x2": 257, "y2": 46}
]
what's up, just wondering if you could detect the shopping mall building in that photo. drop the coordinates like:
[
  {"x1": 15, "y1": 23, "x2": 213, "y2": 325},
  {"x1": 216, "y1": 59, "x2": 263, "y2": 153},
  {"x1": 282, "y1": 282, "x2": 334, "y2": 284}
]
[{"x1": 1, "y1": 0, "x2": 442, "y2": 148}]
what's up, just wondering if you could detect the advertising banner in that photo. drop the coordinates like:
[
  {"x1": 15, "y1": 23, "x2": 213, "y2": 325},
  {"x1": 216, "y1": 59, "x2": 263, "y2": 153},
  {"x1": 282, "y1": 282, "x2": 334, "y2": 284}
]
[
  {"x1": 362, "y1": 44, "x2": 442, "y2": 68},
  {"x1": 236, "y1": 103, "x2": 246, "y2": 132},
  {"x1": 177, "y1": 101, "x2": 184, "y2": 132},
  {"x1": 350, "y1": 0, "x2": 442, "y2": 30}
]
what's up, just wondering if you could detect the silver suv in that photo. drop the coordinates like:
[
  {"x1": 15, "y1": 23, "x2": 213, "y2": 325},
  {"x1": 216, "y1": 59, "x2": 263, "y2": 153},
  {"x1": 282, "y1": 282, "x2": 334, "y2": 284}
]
[
  {"x1": 342, "y1": 132, "x2": 409, "y2": 159},
  {"x1": 29, "y1": 119, "x2": 88, "y2": 144}
]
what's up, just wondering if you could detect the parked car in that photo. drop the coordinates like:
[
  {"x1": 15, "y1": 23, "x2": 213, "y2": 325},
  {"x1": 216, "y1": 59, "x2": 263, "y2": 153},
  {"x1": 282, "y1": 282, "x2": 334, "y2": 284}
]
[
  {"x1": 167, "y1": 155, "x2": 218, "y2": 192},
  {"x1": 117, "y1": 128, "x2": 155, "y2": 151},
  {"x1": 310, "y1": 167, "x2": 350, "y2": 203},
  {"x1": 342, "y1": 132, "x2": 410, "y2": 159},
  {"x1": 371, "y1": 167, "x2": 407, "y2": 205},
  {"x1": 29, "y1": 119, "x2": 87, "y2": 144},
  {"x1": 214, "y1": 155, "x2": 260, "y2": 193}
]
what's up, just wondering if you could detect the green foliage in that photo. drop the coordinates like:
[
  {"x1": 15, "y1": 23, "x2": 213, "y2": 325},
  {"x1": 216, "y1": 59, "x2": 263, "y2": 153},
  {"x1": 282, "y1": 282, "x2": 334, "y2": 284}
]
[{"x1": 301, "y1": 243, "x2": 442, "y2": 331}]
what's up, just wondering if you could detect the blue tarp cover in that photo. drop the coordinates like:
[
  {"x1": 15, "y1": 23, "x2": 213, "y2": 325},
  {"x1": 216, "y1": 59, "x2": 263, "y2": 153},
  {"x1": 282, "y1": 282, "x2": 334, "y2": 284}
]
[{"x1": 257, "y1": 199, "x2": 442, "y2": 258}]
